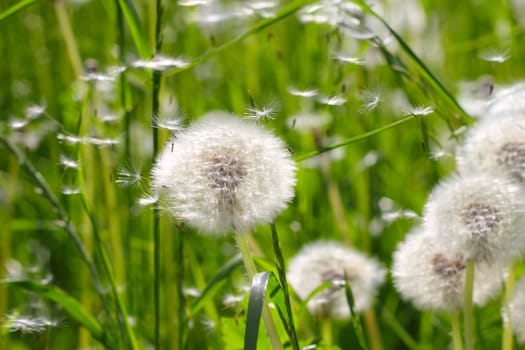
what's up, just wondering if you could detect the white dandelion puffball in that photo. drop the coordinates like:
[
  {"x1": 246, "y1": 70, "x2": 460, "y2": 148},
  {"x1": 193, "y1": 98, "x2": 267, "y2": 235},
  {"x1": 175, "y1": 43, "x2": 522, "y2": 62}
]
[
  {"x1": 423, "y1": 174, "x2": 525, "y2": 264},
  {"x1": 151, "y1": 111, "x2": 297, "y2": 234},
  {"x1": 509, "y1": 276, "x2": 525, "y2": 343},
  {"x1": 456, "y1": 115, "x2": 525, "y2": 180},
  {"x1": 392, "y1": 227, "x2": 504, "y2": 312},
  {"x1": 287, "y1": 240, "x2": 386, "y2": 319}
]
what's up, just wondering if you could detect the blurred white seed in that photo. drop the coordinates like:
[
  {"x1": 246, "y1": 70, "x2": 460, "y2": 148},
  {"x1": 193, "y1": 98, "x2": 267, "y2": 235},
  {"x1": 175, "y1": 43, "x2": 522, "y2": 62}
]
[
  {"x1": 403, "y1": 105, "x2": 434, "y2": 116},
  {"x1": 132, "y1": 55, "x2": 189, "y2": 71},
  {"x1": 59, "y1": 155, "x2": 79, "y2": 169},
  {"x1": 287, "y1": 86, "x2": 319, "y2": 98}
]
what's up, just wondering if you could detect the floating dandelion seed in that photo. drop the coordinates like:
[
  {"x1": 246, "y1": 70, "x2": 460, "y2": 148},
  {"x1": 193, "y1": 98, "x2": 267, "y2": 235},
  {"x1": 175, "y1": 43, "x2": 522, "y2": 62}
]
[
  {"x1": 151, "y1": 111, "x2": 296, "y2": 234},
  {"x1": 287, "y1": 240, "x2": 385, "y2": 319},
  {"x1": 2, "y1": 313, "x2": 60, "y2": 333},
  {"x1": 59, "y1": 155, "x2": 79, "y2": 169},
  {"x1": 138, "y1": 192, "x2": 159, "y2": 206},
  {"x1": 509, "y1": 276, "x2": 525, "y2": 343},
  {"x1": 333, "y1": 54, "x2": 366, "y2": 65},
  {"x1": 287, "y1": 86, "x2": 319, "y2": 98},
  {"x1": 62, "y1": 187, "x2": 81, "y2": 196},
  {"x1": 392, "y1": 227, "x2": 504, "y2": 312},
  {"x1": 456, "y1": 115, "x2": 525, "y2": 181},
  {"x1": 359, "y1": 90, "x2": 382, "y2": 113},
  {"x1": 318, "y1": 93, "x2": 347, "y2": 106},
  {"x1": 479, "y1": 49, "x2": 510, "y2": 63},
  {"x1": 25, "y1": 104, "x2": 45, "y2": 119},
  {"x1": 286, "y1": 111, "x2": 332, "y2": 134},
  {"x1": 116, "y1": 164, "x2": 142, "y2": 187},
  {"x1": 244, "y1": 100, "x2": 280, "y2": 121},
  {"x1": 132, "y1": 55, "x2": 189, "y2": 71},
  {"x1": 403, "y1": 105, "x2": 434, "y2": 116},
  {"x1": 423, "y1": 174, "x2": 525, "y2": 264},
  {"x1": 153, "y1": 113, "x2": 184, "y2": 133}
]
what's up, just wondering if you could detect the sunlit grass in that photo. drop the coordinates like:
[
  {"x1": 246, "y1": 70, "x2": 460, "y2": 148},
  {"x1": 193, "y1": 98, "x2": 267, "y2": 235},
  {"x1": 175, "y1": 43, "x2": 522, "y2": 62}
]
[{"x1": 1, "y1": 0, "x2": 525, "y2": 349}]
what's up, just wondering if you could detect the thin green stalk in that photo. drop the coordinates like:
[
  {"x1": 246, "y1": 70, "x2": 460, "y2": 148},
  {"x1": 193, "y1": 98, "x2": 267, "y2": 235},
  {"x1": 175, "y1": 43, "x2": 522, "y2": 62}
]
[
  {"x1": 54, "y1": 0, "x2": 83, "y2": 78},
  {"x1": 0, "y1": 0, "x2": 39, "y2": 23},
  {"x1": 0, "y1": 137, "x2": 95, "y2": 285},
  {"x1": 165, "y1": 0, "x2": 316, "y2": 78},
  {"x1": 353, "y1": 0, "x2": 473, "y2": 125},
  {"x1": 295, "y1": 115, "x2": 415, "y2": 161},
  {"x1": 502, "y1": 265, "x2": 515, "y2": 350},
  {"x1": 177, "y1": 227, "x2": 186, "y2": 350},
  {"x1": 236, "y1": 233, "x2": 283, "y2": 350},
  {"x1": 363, "y1": 309, "x2": 383, "y2": 350},
  {"x1": 321, "y1": 319, "x2": 333, "y2": 346},
  {"x1": 270, "y1": 223, "x2": 300, "y2": 350},
  {"x1": 381, "y1": 309, "x2": 417, "y2": 350},
  {"x1": 464, "y1": 261, "x2": 475, "y2": 350},
  {"x1": 452, "y1": 311, "x2": 463, "y2": 350},
  {"x1": 80, "y1": 195, "x2": 140, "y2": 350},
  {"x1": 152, "y1": 1, "x2": 163, "y2": 347}
]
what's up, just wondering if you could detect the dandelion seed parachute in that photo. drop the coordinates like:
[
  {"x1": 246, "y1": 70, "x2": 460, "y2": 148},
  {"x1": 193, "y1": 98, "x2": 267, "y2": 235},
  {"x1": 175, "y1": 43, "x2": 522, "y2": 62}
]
[
  {"x1": 151, "y1": 111, "x2": 296, "y2": 235},
  {"x1": 422, "y1": 173, "x2": 525, "y2": 264},
  {"x1": 456, "y1": 115, "x2": 525, "y2": 181},
  {"x1": 392, "y1": 227, "x2": 504, "y2": 312},
  {"x1": 286, "y1": 240, "x2": 385, "y2": 319}
]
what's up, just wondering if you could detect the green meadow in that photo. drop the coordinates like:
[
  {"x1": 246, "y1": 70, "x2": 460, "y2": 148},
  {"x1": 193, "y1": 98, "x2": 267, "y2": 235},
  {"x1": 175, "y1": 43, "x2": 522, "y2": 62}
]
[{"x1": 1, "y1": 0, "x2": 525, "y2": 349}]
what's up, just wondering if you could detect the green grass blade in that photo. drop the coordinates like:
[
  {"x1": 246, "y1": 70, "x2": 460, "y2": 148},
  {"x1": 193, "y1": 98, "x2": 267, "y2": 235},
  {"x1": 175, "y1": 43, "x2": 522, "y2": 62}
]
[
  {"x1": 0, "y1": 0, "x2": 38, "y2": 23},
  {"x1": 353, "y1": 0, "x2": 473, "y2": 125},
  {"x1": 116, "y1": 0, "x2": 152, "y2": 59},
  {"x1": 191, "y1": 254, "x2": 243, "y2": 316},
  {"x1": 0, "y1": 280, "x2": 110, "y2": 347},
  {"x1": 165, "y1": 0, "x2": 316, "y2": 77},
  {"x1": 295, "y1": 115, "x2": 415, "y2": 161},
  {"x1": 343, "y1": 275, "x2": 369, "y2": 350},
  {"x1": 245, "y1": 272, "x2": 271, "y2": 350}
]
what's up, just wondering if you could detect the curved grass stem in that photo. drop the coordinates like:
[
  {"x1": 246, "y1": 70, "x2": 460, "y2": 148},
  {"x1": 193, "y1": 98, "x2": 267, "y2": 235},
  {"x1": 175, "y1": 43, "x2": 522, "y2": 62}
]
[{"x1": 236, "y1": 233, "x2": 283, "y2": 350}]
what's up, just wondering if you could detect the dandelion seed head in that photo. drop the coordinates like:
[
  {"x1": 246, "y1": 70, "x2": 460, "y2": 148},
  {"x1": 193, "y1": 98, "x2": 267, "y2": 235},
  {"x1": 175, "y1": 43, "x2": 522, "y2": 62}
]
[
  {"x1": 151, "y1": 111, "x2": 296, "y2": 234},
  {"x1": 509, "y1": 276, "x2": 525, "y2": 343},
  {"x1": 392, "y1": 227, "x2": 504, "y2": 312},
  {"x1": 287, "y1": 240, "x2": 385, "y2": 319},
  {"x1": 456, "y1": 116, "x2": 525, "y2": 181},
  {"x1": 423, "y1": 174, "x2": 525, "y2": 264}
]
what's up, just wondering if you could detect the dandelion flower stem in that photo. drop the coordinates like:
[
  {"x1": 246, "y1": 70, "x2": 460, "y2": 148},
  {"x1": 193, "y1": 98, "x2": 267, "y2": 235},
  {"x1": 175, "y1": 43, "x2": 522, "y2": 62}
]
[
  {"x1": 452, "y1": 311, "x2": 463, "y2": 350},
  {"x1": 364, "y1": 309, "x2": 384, "y2": 350},
  {"x1": 502, "y1": 265, "x2": 515, "y2": 350},
  {"x1": 236, "y1": 233, "x2": 283, "y2": 350},
  {"x1": 321, "y1": 319, "x2": 333, "y2": 346},
  {"x1": 463, "y1": 261, "x2": 475, "y2": 350},
  {"x1": 270, "y1": 223, "x2": 300, "y2": 350}
]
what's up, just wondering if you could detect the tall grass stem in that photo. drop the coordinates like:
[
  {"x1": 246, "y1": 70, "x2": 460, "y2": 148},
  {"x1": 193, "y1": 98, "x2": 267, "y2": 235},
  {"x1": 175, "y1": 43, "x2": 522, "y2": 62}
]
[{"x1": 502, "y1": 265, "x2": 515, "y2": 350}]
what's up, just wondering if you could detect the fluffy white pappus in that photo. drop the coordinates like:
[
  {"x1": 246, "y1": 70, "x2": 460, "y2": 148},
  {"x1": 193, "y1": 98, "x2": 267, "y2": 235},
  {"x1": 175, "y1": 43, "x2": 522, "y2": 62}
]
[
  {"x1": 151, "y1": 111, "x2": 296, "y2": 235},
  {"x1": 509, "y1": 276, "x2": 525, "y2": 343},
  {"x1": 423, "y1": 173, "x2": 525, "y2": 264},
  {"x1": 456, "y1": 115, "x2": 525, "y2": 181},
  {"x1": 392, "y1": 227, "x2": 504, "y2": 312},
  {"x1": 286, "y1": 240, "x2": 386, "y2": 319}
]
